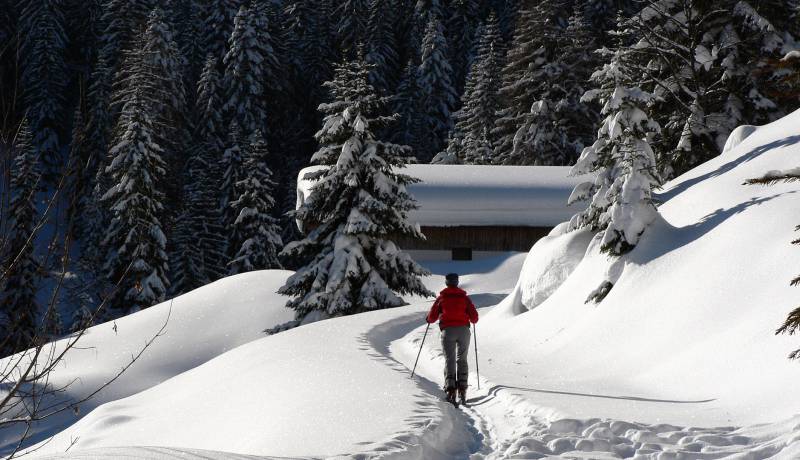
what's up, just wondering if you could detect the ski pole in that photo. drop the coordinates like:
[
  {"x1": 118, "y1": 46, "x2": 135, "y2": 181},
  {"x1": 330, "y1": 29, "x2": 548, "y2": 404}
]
[
  {"x1": 473, "y1": 323, "x2": 480, "y2": 390},
  {"x1": 410, "y1": 322, "x2": 430, "y2": 379}
]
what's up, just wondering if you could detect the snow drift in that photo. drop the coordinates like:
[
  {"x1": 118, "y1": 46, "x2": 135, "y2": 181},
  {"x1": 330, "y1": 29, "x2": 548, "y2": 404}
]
[{"x1": 482, "y1": 109, "x2": 800, "y2": 426}]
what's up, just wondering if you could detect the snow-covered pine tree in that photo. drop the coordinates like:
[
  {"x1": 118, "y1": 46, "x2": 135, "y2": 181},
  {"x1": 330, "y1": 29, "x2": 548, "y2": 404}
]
[
  {"x1": 336, "y1": 0, "x2": 368, "y2": 58},
  {"x1": 101, "y1": 89, "x2": 169, "y2": 315},
  {"x1": 417, "y1": 14, "x2": 457, "y2": 161},
  {"x1": 98, "y1": 0, "x2": 154, "y2": 72},
  {"x1": 446, "y1": 0, "x2": 480, "y2": 96},
  {"x1": 437, "y1": 12, "x2": 504, "y2": 165},
  {"x1": 568, "y1": 47, "x2": 662, "y2": 256},
  {"x1": 492, "y1": 0, "x2": 567, "y2": 165},
  {"x1": 507, "y1": 2, "x2": 598, "y2": 166},
  {"x1": 80, "y1": 58, "x2": 114, "y2": 271},
  {"x1": 171, "y1": 58, "x2": 228, "y2": 293},
  {"x1": 623, "y1": 0, "x2": 797, "y2": 178},
  {"x1": 0, "y1": 121, "x2": 41, "y2": 357},
  {"x1": 278, "y1": 56, "x2": 433, "y2": 322},
  {"x1": 227, "y1": 130, "x2": 283, "y2": 274},
  {"x1": 221, "y1": 121, "x2": 245, "y2": 232},
  {"x1": 223, "y1": 2, "x2": 280, "y2": 138},
  {"x1": 203, "y1": 0, "x2": 243, "y2": 65},
  {"x1": 18, "y1": 0, "x2": 68, "y2": 175},
  {"x1": 392, "y1": 59, "x2": 426, "y2": 160},
  {"x1": 745, "y1": 169, "x2": 800, "y2": 358},
  {"x1": 365, "y1": 0, "x2": 400, "y2": 94}
]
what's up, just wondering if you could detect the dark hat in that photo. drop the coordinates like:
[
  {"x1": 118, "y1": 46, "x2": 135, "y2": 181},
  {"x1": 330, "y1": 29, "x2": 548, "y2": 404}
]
[{"x1": 445, "y1": 273, "x2": 459, "y2": 287}]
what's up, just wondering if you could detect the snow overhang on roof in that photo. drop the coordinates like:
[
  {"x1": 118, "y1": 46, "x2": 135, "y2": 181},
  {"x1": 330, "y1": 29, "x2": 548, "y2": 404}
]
[{"x1": 296, "y1": 164, "x2": 590, "y2": 228}]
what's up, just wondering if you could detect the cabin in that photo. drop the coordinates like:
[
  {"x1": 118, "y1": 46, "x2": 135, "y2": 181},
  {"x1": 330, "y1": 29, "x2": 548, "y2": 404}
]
[{"x1": 295, "y1": 164, "x2": 589, "y2": 260}]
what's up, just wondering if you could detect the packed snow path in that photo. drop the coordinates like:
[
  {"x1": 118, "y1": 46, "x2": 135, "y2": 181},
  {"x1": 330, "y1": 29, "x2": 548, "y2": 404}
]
[{"x1": 381, "y1": 309, "x2": 800, "y2": 460}]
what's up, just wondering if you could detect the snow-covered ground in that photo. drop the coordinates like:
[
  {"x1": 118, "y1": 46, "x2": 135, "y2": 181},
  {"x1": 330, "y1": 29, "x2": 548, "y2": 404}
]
[{"x1": 15, "y1": 110, "x2": 800, "y2": 458}]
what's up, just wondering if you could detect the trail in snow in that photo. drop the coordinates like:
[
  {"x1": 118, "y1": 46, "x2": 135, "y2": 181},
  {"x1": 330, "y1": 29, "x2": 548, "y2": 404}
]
[{"x1": 381, "y1": 311, "x2": 800, "y2": 459}]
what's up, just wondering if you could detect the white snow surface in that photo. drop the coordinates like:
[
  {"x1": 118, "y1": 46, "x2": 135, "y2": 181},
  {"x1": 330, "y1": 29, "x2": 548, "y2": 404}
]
[
  {"x1": 18, "y1": 111, "x2": 800, "y2": 458},
  {"x1": 297, "y1": 164, "x2": 590, "y2": 227},
  {"x1": 722, "y1": 124, "x2": 759, "y2": 154}
]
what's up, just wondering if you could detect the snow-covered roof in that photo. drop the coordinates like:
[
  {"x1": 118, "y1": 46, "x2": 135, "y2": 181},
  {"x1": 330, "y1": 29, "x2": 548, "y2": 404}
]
[{"x1": 297, "y1": 164, "x2": 590, "y2": 227}]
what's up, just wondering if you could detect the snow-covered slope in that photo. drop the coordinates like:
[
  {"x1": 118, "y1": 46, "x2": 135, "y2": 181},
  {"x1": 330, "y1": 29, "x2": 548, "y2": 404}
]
[
  {"x1": 19, "y1": 110, "x2": 800, "y2": 459},
  {"x1": 480, "y1": 109, "x2": 800, "y2": 427},
  {"x1": 1, "y1": 271, "x2": 295, "y2": 451},
  {"x1": 23, "y1": 255, "x2": 526, "y2": 458}
]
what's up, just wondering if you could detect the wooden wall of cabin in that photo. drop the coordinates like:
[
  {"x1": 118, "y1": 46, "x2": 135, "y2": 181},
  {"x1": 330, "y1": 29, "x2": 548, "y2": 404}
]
[{"x1": 395, "y1": 226, "x2": 553, "y2": 252}]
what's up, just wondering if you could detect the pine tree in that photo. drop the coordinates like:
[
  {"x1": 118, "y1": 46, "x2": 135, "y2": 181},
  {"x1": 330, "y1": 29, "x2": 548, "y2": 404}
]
[
  {"x1": 438, "y1": 13, "x2": 504, "y2": 164},
  {"x1": 746, "y1": 169, "x2": 800, "y2": 358},
  {"x1": 18, "y1": 0, "x2": 69, "y2": 174},
  {"x1": 622, "y1": 0, "x2": 796, "y2": 178},
  {"x1": 80, "y1": 58, "x2": 114, "y2": 271},
  {"x1": 98, "y1": 0, "x2": 154, "y2": 72},
  {"x1": 446, "y1": 0, "x2": 481, "y2": 96},
  {"x1": 392, "y1": 59, "x2": 426, "y2": 160},
  {"x1": 221, "y1": 121, "x2": 245, "y2": 232},
  {"x1": 227, "y1": 131, "x2": 283, "y2": 274},
  {"x1": 568, "y1": 47, "x2": 662, "y2": 256},
  {"x1": 0, "y1": 121, "x2": 41, "y2": 357},
  {"x1": 102, "y1": 90, "x2": 169, "y2": 315},
  {"x1": 365, "y1": 0, "x2": 400, "y2": 94},
  {"x1": 171, "y1": 59, "x2": 228, "y2": 292},
  {"x1": 505, "y1": 3, "x2": 598, "y2": 166},
  {"x1": 202, "y1": 0, "x2": 243, "y2": 65},
  {"x1": 492, "y1": 0, "x2": 568, "y2": 165},
  {"x1": 417, "y1": 14, "x2": 457, "y2": 161},
  {"x1": 279, "y1": 56, "x2": 433, "y2": 322},
  {"x1": 223, "y1": 3, "x2": 280, "y2": 138},
  {"x1": 336, "y1": 0, "x2": 369, "y2": 57}
]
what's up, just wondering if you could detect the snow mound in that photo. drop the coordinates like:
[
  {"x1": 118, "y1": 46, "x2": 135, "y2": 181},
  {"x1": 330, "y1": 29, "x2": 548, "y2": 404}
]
[
  {"x1": 3, "y1": 271, "x2": 295, "y2": 452},
  {"x1": 24, "y1": 255, "x2": 527, "y2": 458},
  {"x1": 481, "y1": 108, "x2": 800, "y2": 426},
  {"x1": 722, "y1": 124, "x2": 759, "y2": 154}
]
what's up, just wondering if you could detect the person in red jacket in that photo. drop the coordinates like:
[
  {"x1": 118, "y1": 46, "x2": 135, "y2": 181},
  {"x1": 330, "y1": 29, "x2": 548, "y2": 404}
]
[{"x1": 426, "y1": 273, "x2": 478, "y2": 404}]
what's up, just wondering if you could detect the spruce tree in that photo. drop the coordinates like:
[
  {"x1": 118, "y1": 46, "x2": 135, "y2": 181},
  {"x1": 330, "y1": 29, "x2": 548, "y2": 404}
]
[
  {"x1": 438, "y1": 13, "x2": 504, "y2": 164},
  {"x1": 746, "y1": 170, "x2": 800, "y2": 358},
  {"x1": 507, "y1": 3, "x2": 597, "y2": 166},
  {"x1": 365, "y1": 0, "x2": 400, "y2": 94},
  {"x1": 171, "y1": 59, "x2": 227, "y2": 293},
  {"x1": 102, "y1": 89, "x2": 169, "y2": 315},
  {"x1": 80, "y1": 58, "x2": 114, "y2": 271},
  {"x1": 492, "y1": 0, "x2": 568, "y2": 165},
  {"x1": 98, "y1": 0, "x2": 154, "y2": 72},
  {"x1": 18, "y1": 0, "x2": 68, "y2": 174},
  {"x1": 203, "y1": 0, "x2": 243, "y2": 65},
  {"x1": 446, "y1": 0, "x2": 481, "y2": 96},
  {"x1": 279, "y1": 56, "x2": 433, "y2": 322},
  {"x1": 223, "y1": 3, "x2": 280, "y2": 138},
  {"x1": 568, "y1": 47, "x2": 662, "y2": 256},
  {"x1": 621, "y1": 0, "x2": 796, "y2": 178},
  {"x1": 336, "y1": 0, "x2": 368, "y2": 57},
  {"x1": 227, "y1": 131, "x2": 283, "y2": 274},
  {"x1": 221, "y1": 122, "x2": 245, "y2": 232},
  {"x1": 392, "y1": 59, "x2": 426, "y2": 160},
  {"x1": 417, "y1": 14, "x2": 457, "y2": 161},
  {"x1": 0, "y1": 121, "x2": 40, "y2": 357}
]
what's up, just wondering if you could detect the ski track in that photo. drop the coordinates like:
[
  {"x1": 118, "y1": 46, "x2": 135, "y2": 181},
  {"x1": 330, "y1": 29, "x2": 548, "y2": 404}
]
[{"x1": 360, "y1": 309, "x2": 800, "y2": 460}]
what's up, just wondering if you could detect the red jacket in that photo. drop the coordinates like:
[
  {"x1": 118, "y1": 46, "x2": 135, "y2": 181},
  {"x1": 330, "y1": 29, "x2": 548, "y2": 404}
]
[{"x1": 426, "y1": 287, "x2": 479, "y2": 330}]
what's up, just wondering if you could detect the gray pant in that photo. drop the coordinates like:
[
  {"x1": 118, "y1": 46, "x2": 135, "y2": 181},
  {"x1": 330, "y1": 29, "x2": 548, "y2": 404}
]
[{"x1": 441, "y1": 326, "x2": 470, "y2": 389}]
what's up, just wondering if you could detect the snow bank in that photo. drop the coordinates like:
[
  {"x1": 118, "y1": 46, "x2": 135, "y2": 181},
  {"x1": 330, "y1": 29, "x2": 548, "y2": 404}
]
[
  {"x1": 25, "y1": 254, "x2": 527, "y2": 458},
  {"x1": 481, "y1": 108, "x2": 800, "y2": 426},
  {"x1": 298, "y1": 164, "x2": 590, "y2": 227},
  {"x1": 3, "y1": 271, "x2": 295, "y2": 451},
  {"x1": 722, "y1": 124, "x2": 759, "y2": 154}
]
